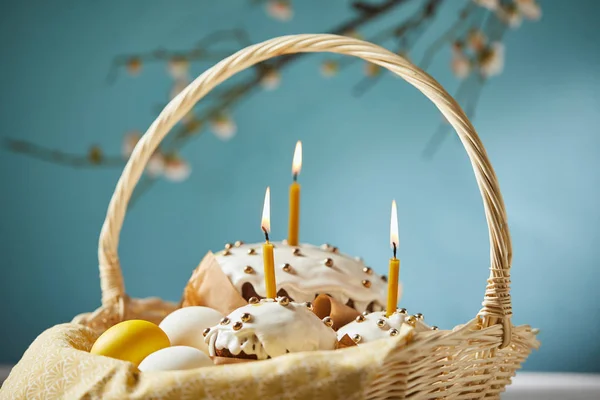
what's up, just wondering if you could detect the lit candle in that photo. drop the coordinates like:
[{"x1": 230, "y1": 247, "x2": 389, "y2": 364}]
[
  {"x1": 261, "y1": 187, "x2": 276, "y2": 298},
  {"x1": 386, "y1": 200, "x2": 400, "y2": 317},
  {"x1": 287, "y1": 141, "x2": 302, "y2": 246}
]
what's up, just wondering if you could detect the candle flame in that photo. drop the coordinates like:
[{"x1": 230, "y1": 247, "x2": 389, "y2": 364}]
[
  {"x1": 261, "y1": 187, "x2": 271, "y2": 234},
  {"x1": 292, "y1": 141, "x2": 302, "y2": 177},
  {"x1": 390, "y1": 199, "x2": 399, "y2": 250}
]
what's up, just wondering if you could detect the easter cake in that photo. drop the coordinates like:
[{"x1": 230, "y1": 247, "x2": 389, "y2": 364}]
[
  {"x1": 213, "y1": 241, "x2": 388, "y2": 313},
  {"x1": 204, "y1": 296, "x2": 337, "y2": 360},
  {"x1": 336, "y1": 309, "x2": 435, "y2": 345}
]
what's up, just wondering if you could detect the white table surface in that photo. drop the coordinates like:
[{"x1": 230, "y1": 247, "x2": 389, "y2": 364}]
[
  {"x1": 1, "y1": 365, "x2": 599, "y2": 398},
  {"x1": 502, "y1": 372, "x2": 600, "y2": 400}
]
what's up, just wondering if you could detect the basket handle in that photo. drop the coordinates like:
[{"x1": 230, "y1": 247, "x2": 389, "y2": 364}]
[{"x1": 98, "y1": 34, "x2": 513, "y2": 347}]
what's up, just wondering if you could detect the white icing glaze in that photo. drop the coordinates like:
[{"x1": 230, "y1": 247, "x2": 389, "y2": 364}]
[
  {"x1": 336, "y1": 311, "x2": 431, "y2": 344},
  {"x1": 205, "y1": 299, "x2": 337, "y2": 360},
  {"x1": 215, "y1": 242, "x2": 387, "y2": 312}
]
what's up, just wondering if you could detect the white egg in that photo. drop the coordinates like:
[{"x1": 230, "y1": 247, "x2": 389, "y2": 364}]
[
  {"x1": 138, "y1": 346, "x2": 213, "y2": 371},
  {"x1": 159, "y1": 306, "x2": 224, "y2": 355}
]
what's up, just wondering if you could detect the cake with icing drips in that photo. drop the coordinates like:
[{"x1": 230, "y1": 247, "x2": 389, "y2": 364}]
[
  {"x1": 215, "y1": 241, "x2": 387, "y2": 313},
  {"x1": 204, "y1": 297, "x2": 337, "y2": 360},
  {"x1": 337, "y1": 309, "x2": 435, "y2": 345}
]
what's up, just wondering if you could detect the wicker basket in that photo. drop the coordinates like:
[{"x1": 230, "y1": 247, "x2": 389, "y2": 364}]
[{"x1": 3, "y1": 34, "x2": 539, "y2": 399}]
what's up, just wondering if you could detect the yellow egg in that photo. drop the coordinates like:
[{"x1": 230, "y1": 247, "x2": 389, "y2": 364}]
[{"x1": 90, "y1": 319, "x2": 170, "y2": 366}]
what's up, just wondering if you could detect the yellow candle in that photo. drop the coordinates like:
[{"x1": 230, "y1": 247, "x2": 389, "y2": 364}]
[
  {"x1": 261, "y1": 187, "x2": 276, "y2": 298},
  {"x1": 386, "y1": 200, "x2": 400, "y2": 317},
  {"x1": 263, "y1": 242, "x2": 275, "y2": 298},
  {"x1": 288, "y1": 141, "x2": 302, "y2": 246},
  {"x1": 387, "y1": 258, "x2": 400, "y2": 317}
]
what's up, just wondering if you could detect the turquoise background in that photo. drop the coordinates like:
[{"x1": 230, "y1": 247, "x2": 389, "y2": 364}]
[{"x1": 1, "y1": 1, "x2": 599, "y2": 372}]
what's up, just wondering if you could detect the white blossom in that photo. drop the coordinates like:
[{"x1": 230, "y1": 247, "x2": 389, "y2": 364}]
[
  {"x1": 473, "y1": 0, "x2": 499, "y2": 11},
  {"x1": 467, "y1": 29, "x2": 487, "y2": 52},
  {"x1": 146, "y1": 152, "x2": 165, "y2": 177},
  {"x1": 210, "y1": 114, "x2": 237, "y2": 140},
  {"x1": 163, "y1": 155, "x2": 191, "y2": 182},
  {"x1": 451, "y1": 50, "x2": 471, "y2": 79},
  {"x1": 266, "y1": 0, "x2": 293, "y2": 21},
  {"x1": 126, "y1": 58, "x2": 142, "y2": 76},
  {"x1": 168, "y1": 57, "x2": 189, "y2": 80},
  {"x1": 320, "y1": 60, "x2": 339, "y2": 77},
  {"x1": 515, "y1": 0, "x2": 542, "y2": 21},
  {"x1": 260, "y1": 69, "x2": 281, "y2": 90},
  {"x1": 121, "y1": 131, "x2": 141, "y2": 159},
  {"x1": 497, "y1": 4, "x2": 522, "y2": 28},
  {"x1": 479, "y1": 42, "x2": 505, "y2": 78}
]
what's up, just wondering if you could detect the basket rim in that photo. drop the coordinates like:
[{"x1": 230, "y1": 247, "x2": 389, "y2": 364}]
[{"x1": 94, "y1": 33, "x2": 514, "y2": 348}]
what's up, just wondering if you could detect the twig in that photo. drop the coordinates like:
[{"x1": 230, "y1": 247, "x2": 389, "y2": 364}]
[
  {"x1": 352, "y1": 0, "x2": 442, "y2": 96},
  {"x1": 421, "y1": 123, "x2": 451, "y2": 160},
  {"x1": 339, "y1": 0, "x2": 442, "y2": 74},
  {"x1": 195, "y1": 28, "x2": 252, "y2": 49},
  {"x1": 421, "y1": 11, "x2": 508, "y2": 159},
  {"x1": 397, "y1": 0, "x2": 442, "y2": 50},
  {"x1": 353, "y1": 72, "x2": 384, "y2": 96},
  {"x1": 419, "y1": 1, "x2": 476, "y2": 70},
  {"x1": 422, "y1": 73, "x2": 486, "y2": 159},
  {"x1": 6, "y1": 0, "x2": 412, "y2": 173},
  {"x1": 4, "y1": 0, "x2": 481, "y2": 208},
  {"x1": 3, "y1": 139, "x2": 124, "y2": 167},
  {"x1": 133, "y1": 0, "x2": 421, "y2": 204},
  {"x1": 353, "y1": 2, "x2": 386, "y2": 15},
  {"x1": 465, "y1": 79, "x2": 485, "y2": 118},
  {"x1": 106, "y1": 50, "x2": 236, "y2": 85},
  {"x1": 164, "y1": 0, "x2": 420, "y2": 150},
  {"x1": 107, "y1": 28, "x2": 254, "y2": 84}
]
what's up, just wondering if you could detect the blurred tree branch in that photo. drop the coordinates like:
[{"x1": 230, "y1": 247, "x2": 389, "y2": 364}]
[
  {"x1": 133, "y1": 0, "x2": 420, "y2": 206},
  {"x1": 2, "y1": 0, "x2": 541, "y2": 207},
  {"x1": 422, "y1": 3, "x2": 509, "y2": 158},
  {"x1": 3, "y1": 139, "x2": 123, "y2": 167},
  {"x1": 419, "y1": 1, "x2": 476, "y2": 70},
  {"x1": 352, "y1": 0, "x2": 442, "y2": 96},
  {"x1": 106, "y1": 29, "x2": 253, "y2": 84}
]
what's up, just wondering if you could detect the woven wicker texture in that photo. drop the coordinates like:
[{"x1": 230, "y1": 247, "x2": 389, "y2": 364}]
[
  {"x1": 91, "y1": 34, "x2": 512, "y2": 339},
  {"x1": 1, "y1": 322, "x2": 538, "y2": 400},
  {"x1": 49, "y1": 34, "x2": 537, "y2": 399}
]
